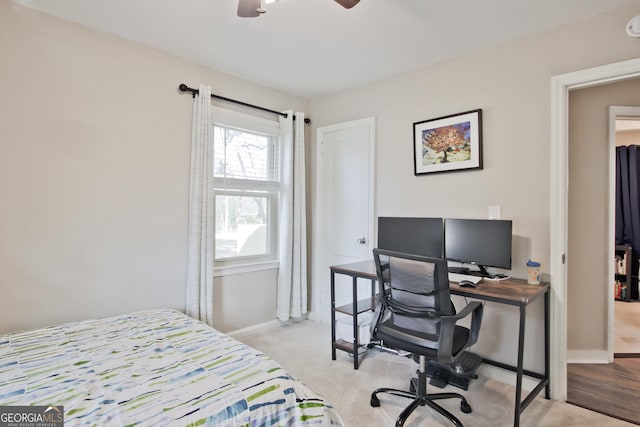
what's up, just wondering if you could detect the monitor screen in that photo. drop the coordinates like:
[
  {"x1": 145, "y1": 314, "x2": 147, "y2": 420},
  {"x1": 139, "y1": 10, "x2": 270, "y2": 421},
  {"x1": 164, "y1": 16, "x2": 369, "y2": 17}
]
[
  {"x1": 444, "y1": 218, "x2": 512, "y2": 273},
  {"x1": 377, "y1": 217, "x2": 443, "y2": 258}
]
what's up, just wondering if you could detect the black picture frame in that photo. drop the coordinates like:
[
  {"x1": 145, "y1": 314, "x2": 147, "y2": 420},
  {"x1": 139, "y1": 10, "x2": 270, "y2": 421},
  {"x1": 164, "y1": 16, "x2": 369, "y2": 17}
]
[{"x1": 413, "y1": 109, "x2": 483, "y2": 175}]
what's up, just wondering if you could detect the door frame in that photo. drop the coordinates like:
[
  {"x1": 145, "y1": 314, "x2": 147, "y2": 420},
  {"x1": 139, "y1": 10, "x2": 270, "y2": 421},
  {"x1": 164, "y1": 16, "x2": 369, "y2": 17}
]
[
  {"x1": 607, "y1": 106, "x2": 640, "y2": 360},
  {"x1": 312, "y1": 117, "x2": 376, "y2": 322},
  {"x1": 551, "y1": 57, "x2": 640, "y2": 401}
]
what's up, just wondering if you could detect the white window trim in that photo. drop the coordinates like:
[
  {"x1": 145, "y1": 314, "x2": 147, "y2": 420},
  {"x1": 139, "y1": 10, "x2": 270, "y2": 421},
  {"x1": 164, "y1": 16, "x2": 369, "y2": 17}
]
[
  {"x1": 213, "y1": 260, "x2": 280, "y2": 277},
  {"x1": 212, "y1": 106, "x2": 283, "y2": 137}
]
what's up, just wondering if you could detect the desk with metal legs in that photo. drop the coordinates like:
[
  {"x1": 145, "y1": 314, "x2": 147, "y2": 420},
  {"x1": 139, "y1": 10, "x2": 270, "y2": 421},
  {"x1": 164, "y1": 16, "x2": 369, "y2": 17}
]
[{"x1": 329, "y1": 260, "x2": 550, "y2": 427}]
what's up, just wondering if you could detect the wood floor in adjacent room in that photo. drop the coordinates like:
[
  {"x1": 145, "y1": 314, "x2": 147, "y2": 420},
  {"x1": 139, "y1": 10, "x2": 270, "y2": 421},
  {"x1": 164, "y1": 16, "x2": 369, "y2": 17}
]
[
  {"x1": 567, "y1": 358, "x2": 640, "y2": 425},
  {"x1": 567, "y1": 301, "x2": 640, "y2": 425}
]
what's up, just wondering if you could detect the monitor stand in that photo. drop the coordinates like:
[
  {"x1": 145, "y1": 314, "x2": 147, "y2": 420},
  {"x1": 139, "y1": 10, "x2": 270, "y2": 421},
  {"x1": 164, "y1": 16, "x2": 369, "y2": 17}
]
[
  {"x1": 449, "y1": 265, "x2": 497, "y2": 278},
  {"x1": 466, "y1": 265, "x2": 493, "y2": 278}
]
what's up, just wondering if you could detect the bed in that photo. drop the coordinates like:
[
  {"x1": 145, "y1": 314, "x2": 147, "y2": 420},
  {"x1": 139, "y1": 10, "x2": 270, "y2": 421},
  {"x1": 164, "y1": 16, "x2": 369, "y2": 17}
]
[{"x1": 0, "y1": 309, "x2": 344, "y2": 426}]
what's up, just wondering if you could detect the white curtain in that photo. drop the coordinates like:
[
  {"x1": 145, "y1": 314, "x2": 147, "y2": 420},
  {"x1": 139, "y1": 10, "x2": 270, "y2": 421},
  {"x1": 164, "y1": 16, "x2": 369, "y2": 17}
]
[
  {"x1": 186, "y1": 84, "x2": 215, "y2": 326},
  {"x1": 277, "y1": 111, "x2": 308, "y2": 321}
]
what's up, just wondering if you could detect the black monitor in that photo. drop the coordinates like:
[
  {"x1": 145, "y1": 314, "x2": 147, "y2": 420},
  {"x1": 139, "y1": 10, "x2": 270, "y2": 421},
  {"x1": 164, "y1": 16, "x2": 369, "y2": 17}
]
[
  {"x1": 444, "y1": 218, "x2": 512, "y2": 277},
  {"x1": 377, "y1": 217, "x2": 443, "y2": 258}
]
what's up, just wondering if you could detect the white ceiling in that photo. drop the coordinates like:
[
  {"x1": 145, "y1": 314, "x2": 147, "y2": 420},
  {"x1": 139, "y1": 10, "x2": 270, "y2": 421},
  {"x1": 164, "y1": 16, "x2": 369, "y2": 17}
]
[{"x1": 13, "y1": 0, "x2": 640, "y2": 98}]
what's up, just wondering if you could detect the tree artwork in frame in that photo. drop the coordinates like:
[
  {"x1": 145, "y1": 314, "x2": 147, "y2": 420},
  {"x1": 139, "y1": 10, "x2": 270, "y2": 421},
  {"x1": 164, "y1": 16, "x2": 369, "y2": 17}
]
[{"x1": 413, "y1": 109, "x2": 483, "y2": 175}]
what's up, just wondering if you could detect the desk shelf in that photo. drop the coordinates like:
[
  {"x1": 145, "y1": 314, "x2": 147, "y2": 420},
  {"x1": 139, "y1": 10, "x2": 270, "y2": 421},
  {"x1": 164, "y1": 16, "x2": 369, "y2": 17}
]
[
  {"x1": 335, "y1": 297, "x2": 376, "y2": 316},
  {"x1": 330, "y1": 264, "x2": 377, "y2": 370},
  {"x1": 334, "y1": 338, "x2": 366, "y2": 354}
]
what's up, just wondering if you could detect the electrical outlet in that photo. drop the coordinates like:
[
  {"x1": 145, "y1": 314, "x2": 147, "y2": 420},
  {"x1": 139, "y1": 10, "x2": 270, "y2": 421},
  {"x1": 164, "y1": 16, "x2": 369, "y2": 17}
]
[{"x1": 489, "y1": 206, "x2": 502, "y2": 220}]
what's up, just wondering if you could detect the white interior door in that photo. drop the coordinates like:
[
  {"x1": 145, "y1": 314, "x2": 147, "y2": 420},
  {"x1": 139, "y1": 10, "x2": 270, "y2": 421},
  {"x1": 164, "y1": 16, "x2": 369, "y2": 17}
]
[{"x1": 314, "y1": 117, "x2": 375, "y2": 323}]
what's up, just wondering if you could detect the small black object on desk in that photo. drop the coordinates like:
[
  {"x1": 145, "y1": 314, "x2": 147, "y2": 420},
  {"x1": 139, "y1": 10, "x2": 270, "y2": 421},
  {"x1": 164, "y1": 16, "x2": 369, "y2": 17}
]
[{"x1": 459, "y1": 280, "x2": 477, "y2": 288}]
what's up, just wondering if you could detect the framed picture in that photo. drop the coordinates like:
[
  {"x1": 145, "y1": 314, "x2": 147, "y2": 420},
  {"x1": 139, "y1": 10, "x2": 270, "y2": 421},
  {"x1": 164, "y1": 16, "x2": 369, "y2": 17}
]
[{"x1": 413, "y1": 109, "x2": 483, "y2": 175}]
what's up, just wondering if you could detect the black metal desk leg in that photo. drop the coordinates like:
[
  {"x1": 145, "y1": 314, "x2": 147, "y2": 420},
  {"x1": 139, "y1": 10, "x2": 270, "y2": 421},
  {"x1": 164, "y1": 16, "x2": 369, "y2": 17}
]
[
  {"x1": 352, "y1": 276, "x2": 359, "y2": 369},
  {"x1": 514, "y1": 304, "x2": 527, "y2": 427},
  {"x1": 331, "y1": 271, "x2": 336, "y2": 361},
  {"x1": 544, "y1": 289, "x2": 550, "y2": 399}
]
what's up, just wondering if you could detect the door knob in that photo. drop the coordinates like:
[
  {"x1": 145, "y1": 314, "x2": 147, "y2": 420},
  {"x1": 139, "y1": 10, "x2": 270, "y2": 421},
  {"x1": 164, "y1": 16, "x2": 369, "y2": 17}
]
[{"x1": 356, "y1": 237, "x2": 367, "y2": 244}]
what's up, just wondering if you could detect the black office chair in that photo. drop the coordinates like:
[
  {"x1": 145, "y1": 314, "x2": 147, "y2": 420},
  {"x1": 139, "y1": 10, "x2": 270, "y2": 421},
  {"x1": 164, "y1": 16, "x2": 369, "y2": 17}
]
[{"x1": 370, "y1": 249, "x2": 483, "y2": 427}]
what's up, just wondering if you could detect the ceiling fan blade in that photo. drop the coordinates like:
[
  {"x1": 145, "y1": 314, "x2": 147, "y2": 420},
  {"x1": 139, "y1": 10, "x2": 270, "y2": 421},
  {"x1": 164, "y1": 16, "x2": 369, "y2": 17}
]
[
  {"x1": 238, "y1": 0, "x2": 261, "y2": 17},
  {"x1": 334, "y1": 0, "x2": 360, "y2": 9}
]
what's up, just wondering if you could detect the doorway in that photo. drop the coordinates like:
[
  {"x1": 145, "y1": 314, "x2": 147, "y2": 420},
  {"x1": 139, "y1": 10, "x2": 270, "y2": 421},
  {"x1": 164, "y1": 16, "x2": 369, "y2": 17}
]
[
  {"x1": 550, "y1": 57, "x2": 640, "y2": 401},
  {"x1": 611, "y1": 111, "x2": 640, "y2": 358},
  {"x1": 562, "y1": 80, "x2": 640, "y2": 424}
]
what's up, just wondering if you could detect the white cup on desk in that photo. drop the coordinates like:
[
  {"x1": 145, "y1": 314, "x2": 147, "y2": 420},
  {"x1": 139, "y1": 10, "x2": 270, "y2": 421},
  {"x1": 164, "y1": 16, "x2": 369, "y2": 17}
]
[{"x1": 527, "y1": 260, "x2": 541, "y2": 285}]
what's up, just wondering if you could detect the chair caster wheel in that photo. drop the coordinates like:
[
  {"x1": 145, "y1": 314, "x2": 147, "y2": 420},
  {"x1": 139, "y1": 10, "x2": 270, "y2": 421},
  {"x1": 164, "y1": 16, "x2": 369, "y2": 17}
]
[
  {"x1": 460, "y1": 400, "x2": 472, "y2": 414},
  {"x1": 370, "y1": 395, "x2": 380, "y2": 407}
]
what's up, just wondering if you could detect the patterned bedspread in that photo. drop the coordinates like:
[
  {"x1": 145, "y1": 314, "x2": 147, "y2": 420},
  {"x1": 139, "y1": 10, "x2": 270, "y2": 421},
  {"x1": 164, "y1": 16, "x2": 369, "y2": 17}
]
[{"x1": 0, "y1": 309, "x2": 344, "y2": 426}]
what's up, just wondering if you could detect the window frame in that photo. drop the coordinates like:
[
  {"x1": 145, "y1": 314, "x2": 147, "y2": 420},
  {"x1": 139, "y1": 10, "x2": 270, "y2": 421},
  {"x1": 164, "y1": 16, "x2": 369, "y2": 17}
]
[{"x1": 210, "y1": 106, "x2": 283, "y2": 272}]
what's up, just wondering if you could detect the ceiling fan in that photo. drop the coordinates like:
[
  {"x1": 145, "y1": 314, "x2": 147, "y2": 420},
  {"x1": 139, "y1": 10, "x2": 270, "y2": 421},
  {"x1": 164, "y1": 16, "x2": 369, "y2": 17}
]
[{"x1": 237, "y1": 0, "x2": 360, "y2": 18}]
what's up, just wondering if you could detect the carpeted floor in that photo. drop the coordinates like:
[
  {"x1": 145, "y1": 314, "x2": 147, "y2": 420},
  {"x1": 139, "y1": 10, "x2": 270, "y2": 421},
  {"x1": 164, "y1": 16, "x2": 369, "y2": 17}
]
[{"x1": 232, "y1": 319, "x2": 632, "y2": 427}]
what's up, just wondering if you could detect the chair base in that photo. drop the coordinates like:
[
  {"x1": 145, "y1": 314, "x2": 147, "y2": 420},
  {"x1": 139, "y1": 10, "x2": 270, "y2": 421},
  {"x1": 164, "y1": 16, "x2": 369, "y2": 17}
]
[{"x1": 370, "y1": 368, "x2": 471, "y2": 427}]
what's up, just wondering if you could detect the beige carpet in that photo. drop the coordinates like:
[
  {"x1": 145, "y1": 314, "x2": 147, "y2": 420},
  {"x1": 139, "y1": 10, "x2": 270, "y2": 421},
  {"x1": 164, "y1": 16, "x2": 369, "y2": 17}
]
[{"x1": 233, "y1": 320, "x2": 632, "y2": 427}]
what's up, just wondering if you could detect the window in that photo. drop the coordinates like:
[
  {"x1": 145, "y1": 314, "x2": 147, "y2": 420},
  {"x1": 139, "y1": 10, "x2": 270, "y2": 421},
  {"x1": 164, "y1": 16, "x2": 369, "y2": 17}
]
[{"x1": 212, "y1": 109, "x2": 281, "y2": 267}]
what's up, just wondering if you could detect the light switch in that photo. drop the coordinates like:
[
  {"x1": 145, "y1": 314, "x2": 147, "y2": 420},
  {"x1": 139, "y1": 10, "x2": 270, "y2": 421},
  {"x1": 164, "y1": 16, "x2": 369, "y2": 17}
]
[{"x1": 489, "y1": 206, "x2": 502, "y2": 220}]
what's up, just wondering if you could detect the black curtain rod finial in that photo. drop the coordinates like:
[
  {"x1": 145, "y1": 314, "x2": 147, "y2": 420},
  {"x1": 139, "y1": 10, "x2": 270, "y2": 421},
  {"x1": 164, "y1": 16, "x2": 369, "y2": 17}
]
[
  {"x1": 178, "y1": 83, "x2": 197, "y2": 98},
  {"x1": 178, "y1": 82, "x2": 311, "y2": 124}
]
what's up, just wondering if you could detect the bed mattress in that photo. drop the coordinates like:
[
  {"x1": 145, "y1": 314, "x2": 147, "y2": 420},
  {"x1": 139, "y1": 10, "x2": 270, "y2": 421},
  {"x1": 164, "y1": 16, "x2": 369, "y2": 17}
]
[{"x1": 0, "y1": 309, "x2": 343, "y2": 426}]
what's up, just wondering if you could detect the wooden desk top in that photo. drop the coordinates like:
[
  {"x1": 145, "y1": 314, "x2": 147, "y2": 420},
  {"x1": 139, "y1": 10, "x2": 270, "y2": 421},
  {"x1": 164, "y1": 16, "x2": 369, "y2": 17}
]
[
  {"x1": 330, "y1": 260, "x2": 378, "y2": 279},
  {"x1": 330, "y1": 260, "x2": 549, "y2": 306}
]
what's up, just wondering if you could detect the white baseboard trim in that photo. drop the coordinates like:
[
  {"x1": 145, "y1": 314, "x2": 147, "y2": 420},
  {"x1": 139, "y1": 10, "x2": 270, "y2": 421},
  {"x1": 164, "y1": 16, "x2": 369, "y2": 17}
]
[
  {"x1": 227, "y1": 319, "x2": 281, "y2": 338},
  {"x1": 307, "y1": 310, "x2": 321, "y2": 322},
  {"x1": 566, "y1": 350, "x2": 609, "y2": 364}
]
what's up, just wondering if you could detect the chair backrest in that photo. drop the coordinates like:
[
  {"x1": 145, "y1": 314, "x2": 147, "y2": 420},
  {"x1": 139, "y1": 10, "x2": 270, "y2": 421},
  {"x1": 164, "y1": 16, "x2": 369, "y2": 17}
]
[{"x1": 373, "y1": 248, "x2": 454, "y2": 317}]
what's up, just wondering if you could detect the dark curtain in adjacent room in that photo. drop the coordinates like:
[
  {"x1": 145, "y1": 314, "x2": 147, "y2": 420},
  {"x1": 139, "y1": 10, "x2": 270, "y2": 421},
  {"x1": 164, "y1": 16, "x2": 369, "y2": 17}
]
[{"x1": 615, "y1": 145, "x2": 640, "y2": 300}]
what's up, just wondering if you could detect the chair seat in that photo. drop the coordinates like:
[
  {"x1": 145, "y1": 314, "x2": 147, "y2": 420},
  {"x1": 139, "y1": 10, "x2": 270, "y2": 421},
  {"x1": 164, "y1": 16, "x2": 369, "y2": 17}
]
[{"x1": 376, "y1": 321, "x2": 470, "y2": 358}]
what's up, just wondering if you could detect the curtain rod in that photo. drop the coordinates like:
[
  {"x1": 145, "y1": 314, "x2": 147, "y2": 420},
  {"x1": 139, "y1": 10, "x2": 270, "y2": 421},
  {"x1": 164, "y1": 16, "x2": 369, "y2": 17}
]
[{"x1": 178, "y1": 83, "x2": 311, "y2": 124}]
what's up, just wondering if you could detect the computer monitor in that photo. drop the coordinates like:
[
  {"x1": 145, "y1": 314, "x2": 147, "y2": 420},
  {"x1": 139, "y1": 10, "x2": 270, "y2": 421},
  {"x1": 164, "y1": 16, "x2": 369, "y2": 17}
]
[
  {"x1": 377, "y1": 217, "x2": 443, "y2": 258},
  {"x1": 444, "y1": 218, "x2": 512, "y2": 277}
]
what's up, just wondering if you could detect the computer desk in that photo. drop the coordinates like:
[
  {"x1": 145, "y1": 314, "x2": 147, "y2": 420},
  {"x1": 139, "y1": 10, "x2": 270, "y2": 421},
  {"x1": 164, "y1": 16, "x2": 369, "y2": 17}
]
[{"x1": 330, "y1": 260, "x2": 550, "y2": 427}]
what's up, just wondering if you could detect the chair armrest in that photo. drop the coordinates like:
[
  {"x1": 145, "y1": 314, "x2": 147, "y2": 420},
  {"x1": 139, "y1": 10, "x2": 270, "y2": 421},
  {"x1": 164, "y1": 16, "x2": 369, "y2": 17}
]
[
  {"x1": 456, "y1": 301, "x2": 483, "y2": 346},
  {"x1": 438, "y1": 301, "x2": 484, "y2": 362}
]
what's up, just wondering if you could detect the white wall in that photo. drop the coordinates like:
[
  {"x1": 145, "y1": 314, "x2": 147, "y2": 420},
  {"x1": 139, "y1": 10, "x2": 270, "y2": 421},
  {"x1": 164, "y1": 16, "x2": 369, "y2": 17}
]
[
  {"x1": 0, "y1": 1, "x2": 309, "y2": 333},
  {"x1": 309, "y1": 4, "x2": 640, "y2": 371}
]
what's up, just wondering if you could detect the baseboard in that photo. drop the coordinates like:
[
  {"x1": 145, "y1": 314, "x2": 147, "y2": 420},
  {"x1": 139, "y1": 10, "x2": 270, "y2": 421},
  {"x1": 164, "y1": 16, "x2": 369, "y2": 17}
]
[
  {"x1": 227, "y1": 319, "x2": 281, "y2": 338},
  {"x1": 614, "y1": 352, "x2": 640, "y2": 358},
  {"x1": 567, "y1": 350, "x2": 609, "y2": 364},
  {"x1": 228, "y1": 313, "x2": 316, "y2": 339}
]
